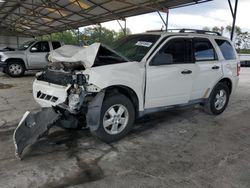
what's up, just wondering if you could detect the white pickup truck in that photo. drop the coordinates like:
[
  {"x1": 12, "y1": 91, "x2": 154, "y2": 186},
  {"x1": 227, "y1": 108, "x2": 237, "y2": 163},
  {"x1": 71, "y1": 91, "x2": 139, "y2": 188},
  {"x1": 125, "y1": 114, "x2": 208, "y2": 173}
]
[{"x1": 14, "y1": 29, "x2": 240, "y2": 159}]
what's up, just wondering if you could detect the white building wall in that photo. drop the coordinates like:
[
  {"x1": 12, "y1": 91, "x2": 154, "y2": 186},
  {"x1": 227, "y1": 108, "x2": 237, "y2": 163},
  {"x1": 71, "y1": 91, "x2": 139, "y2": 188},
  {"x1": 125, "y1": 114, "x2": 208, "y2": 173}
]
[{"x1": 0, "y1": 35, "x2": 32, "y2": 49}]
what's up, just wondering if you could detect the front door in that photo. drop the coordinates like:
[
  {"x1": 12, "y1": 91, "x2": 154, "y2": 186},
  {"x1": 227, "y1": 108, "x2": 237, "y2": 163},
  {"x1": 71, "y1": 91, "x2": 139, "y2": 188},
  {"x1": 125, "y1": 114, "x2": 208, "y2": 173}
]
[
  {"x1": 27, "y1": 41, "x2": 50, "y2": 69},
  {"x1": 145, "y1": 37, "x2": 196, "y2": 109}
]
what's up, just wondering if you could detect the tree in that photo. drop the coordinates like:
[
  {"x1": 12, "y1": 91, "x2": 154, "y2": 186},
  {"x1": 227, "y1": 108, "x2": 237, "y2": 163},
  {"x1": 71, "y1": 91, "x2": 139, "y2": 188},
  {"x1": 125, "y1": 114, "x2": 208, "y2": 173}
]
[
  {"x1": 81, "y1": 26, "x2": 117, "y2": 45},
  {"x1": 40, "y1": 30, "x2": 79, "y2": 45},
  {"x1": 225, "y1": 25, "x2": 242, "y2": 36},
  {"x1": 235, "y1": 32, "x2": 250, "y2": 50},
  {"x1": 39, "y1": 26, "x2": 132, "y2": 46},
  {"x1": 202, "y1": 26, "x2": 210, "y2": 31},
  {"x1": 202, "y1": 26, "x2": 224, "y2": 35},
  {"x1": 116, "y1": 28, "x2": 132, "y2": 39}
]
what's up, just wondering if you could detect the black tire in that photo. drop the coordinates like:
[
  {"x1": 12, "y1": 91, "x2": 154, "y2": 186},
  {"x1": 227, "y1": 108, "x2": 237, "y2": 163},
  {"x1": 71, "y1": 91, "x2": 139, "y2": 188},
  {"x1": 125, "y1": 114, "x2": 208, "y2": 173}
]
[
  {"x1": 91, "y1": 94, "x2": 135, "y2": 143},
  {"x1": 6, "y1": 60, "x2": 25, "y2": 77},
  {"x1": 205, "y1": 82, "x2": 230, "y2": 115}
]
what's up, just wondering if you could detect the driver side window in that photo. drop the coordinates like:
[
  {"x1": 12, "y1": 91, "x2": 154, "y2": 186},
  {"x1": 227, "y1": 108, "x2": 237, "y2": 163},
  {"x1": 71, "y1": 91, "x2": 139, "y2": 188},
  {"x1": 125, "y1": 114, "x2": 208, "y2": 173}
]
[
  {"x1": 30, "y1": 42, "x2": 50, "y2": 53},
  {"x1": 151, "y1": 38, "x2": 193, "y2": 66}
]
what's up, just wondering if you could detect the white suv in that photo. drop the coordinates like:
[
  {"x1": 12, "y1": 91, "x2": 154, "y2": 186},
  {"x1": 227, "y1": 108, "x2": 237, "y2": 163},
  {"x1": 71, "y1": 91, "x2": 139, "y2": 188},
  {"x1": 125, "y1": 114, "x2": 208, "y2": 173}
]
[{"x1": 30, "y1": 29, "x2": 240, "y2": 143}]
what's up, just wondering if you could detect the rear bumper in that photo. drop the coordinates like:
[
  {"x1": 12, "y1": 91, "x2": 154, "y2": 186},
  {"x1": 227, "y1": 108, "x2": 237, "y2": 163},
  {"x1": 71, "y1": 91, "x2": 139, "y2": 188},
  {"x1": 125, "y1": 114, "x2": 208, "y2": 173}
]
[{"x1": 231, "y1": 76, "x2": 239, "y2": 95}]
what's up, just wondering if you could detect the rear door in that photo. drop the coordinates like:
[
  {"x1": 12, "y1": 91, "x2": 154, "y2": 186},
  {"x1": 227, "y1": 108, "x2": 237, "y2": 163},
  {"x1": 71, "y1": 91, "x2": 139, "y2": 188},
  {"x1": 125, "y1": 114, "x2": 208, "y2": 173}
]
[
  {"x1": 215, "y1": 39, "x2": 238, "y2": 77},
  {"x1": 27, "y1": 41, "x2": 50, "y2": 69},
  {"x1": 190, "y1": 38, "x2": 223, "y2": 100},
  {"x1": 145, "y1": 37, "x2": 196, "y2": 109}
]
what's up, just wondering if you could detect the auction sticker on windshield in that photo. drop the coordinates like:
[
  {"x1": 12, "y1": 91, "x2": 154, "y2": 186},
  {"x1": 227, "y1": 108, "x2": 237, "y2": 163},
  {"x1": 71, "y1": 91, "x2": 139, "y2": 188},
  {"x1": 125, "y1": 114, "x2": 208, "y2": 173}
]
[{"x1": 135, "y1": 41, "x2": 153, "y2": 47}]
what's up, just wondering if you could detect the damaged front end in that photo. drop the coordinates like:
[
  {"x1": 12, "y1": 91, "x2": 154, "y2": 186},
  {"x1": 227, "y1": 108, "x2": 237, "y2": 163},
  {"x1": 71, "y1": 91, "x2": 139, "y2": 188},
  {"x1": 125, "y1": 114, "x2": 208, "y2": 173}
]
[
  {"x1": 14, "y1": 68, "x2": 104, "y2": 159},
  {"x1": 13, "y1": 43, "x2": 128, "y2": 159}
]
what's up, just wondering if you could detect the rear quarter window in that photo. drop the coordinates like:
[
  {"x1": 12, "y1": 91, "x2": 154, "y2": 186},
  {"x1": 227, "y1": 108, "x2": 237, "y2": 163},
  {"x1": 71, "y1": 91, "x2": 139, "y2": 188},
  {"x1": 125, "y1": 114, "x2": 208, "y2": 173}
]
[{"x1": 215, "y1": 39, "x2": 236, "y2": 60}]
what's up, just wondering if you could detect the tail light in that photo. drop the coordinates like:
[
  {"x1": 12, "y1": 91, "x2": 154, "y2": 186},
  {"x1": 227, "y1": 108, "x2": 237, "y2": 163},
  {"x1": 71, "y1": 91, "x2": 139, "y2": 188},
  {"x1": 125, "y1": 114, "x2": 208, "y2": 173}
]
[{"x1": 237, "y1": 62, "x2": 240, "y2": 76}]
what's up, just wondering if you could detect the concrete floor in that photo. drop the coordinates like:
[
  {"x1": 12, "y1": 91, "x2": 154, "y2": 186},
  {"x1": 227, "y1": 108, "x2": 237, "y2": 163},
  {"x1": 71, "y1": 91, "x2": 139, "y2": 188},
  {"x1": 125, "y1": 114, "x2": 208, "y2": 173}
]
[{"x1": 0, "y1": 69, "x2": 250, "y2": 188}]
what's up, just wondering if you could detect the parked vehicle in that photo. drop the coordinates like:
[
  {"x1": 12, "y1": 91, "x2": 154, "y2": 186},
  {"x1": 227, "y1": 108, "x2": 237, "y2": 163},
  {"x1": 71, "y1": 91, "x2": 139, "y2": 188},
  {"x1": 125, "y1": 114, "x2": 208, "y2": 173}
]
[
  {"x1": 239, "y1": 53, "x2": 250, "y2": 67},
  {"x1": 0, "y1": 40, "x2": 63, "y2": 77},
  {"x1": 14, "y1": 29, "x2": 240, "y2": 158}
]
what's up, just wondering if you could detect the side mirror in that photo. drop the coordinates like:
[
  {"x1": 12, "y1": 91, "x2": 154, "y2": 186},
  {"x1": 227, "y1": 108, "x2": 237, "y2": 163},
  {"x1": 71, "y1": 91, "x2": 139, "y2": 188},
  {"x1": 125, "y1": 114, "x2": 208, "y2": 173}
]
[
  {"x1": 151, "y1": 53, "x2": 173, "y2": 65},
  {"x1": 30, "y1": 47, "x2": 38, "y2": 52}
]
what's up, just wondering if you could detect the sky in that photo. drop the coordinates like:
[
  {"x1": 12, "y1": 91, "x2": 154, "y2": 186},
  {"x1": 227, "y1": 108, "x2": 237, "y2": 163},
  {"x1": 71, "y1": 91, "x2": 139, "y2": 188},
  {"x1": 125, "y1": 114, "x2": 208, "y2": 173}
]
[{"x1": 84, "y1": 0, "x2": 249, "y2": 35}]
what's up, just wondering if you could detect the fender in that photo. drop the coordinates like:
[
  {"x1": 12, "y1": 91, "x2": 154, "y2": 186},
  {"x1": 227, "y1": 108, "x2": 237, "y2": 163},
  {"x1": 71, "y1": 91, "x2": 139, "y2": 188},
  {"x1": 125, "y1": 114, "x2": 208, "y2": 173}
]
[{"x1": 86, "y1": 90, "x2": 105, "y2": 131}]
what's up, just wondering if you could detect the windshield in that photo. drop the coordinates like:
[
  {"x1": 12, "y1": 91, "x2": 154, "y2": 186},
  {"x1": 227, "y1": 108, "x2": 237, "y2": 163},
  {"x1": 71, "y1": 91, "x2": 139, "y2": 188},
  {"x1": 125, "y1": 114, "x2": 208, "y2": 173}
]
[
  {"x1": 111, "y1": 34, "x2": 160, "y2": 62},
  {"x1": 18, "y1": 41, "x2": 35, "y2": 50}
]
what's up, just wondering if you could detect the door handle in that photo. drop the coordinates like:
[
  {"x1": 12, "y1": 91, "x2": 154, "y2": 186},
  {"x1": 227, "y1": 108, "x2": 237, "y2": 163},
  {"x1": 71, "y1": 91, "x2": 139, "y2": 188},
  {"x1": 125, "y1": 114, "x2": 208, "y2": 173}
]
[
  {"x1": 212, "y1": 65, "x2": 220, "y2": 70},
  {"x1": 181, "y1": 70, "x2": 192, "y2": 74}
]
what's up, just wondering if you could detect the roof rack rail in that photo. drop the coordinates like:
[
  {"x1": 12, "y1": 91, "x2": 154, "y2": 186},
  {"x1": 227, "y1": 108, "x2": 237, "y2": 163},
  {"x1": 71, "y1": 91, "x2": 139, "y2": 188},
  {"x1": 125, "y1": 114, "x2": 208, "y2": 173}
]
[
  {"x1": 146, "y1": 29, "x2": 164, "y2": 33},
  {"x1": 167, "y1": 28, "x2": 222, "y2": 36}
]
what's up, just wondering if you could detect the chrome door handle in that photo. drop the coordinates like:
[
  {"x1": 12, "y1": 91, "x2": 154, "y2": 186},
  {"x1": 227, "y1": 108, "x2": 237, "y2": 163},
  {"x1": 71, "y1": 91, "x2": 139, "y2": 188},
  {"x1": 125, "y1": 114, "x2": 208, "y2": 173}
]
[
  {"x1": 212, "y1": 65, "x2": 220, "y2": 70},
  {"x1": 181, "y1": 70, "x2": 192, "y2": 74}
]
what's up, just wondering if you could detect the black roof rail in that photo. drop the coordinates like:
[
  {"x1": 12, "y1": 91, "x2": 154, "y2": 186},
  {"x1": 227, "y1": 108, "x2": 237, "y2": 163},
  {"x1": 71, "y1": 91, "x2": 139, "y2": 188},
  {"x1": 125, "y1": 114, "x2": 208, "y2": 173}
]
[{"x1": 167, "y1": 28, "x2": 222, "y2": 36}]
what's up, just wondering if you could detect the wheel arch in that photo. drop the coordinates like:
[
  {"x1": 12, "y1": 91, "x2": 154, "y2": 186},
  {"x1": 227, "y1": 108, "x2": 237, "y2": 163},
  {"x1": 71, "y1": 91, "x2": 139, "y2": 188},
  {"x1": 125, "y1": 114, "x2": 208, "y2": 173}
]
[
  {"x1": 104, "y1": 85, "x2": 140, "y2": 117},
  {"x1": 6, "y1": 58, "x2": 26, "y2": 70},
  {"x1": 217, "y1": 77, "x2": 233, "y2": 95}
]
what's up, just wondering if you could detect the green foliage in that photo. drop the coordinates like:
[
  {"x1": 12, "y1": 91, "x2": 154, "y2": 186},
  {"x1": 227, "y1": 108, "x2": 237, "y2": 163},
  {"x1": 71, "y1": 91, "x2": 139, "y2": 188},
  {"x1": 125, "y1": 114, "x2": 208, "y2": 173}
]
[
  {"x1": 202, "y1": 25, "x2": 250, "y2": 50},
  {"x1": 81, "y1": 26, "x2": 117, "y2": 45},
  {"x1": 41, "y1": 30, "x2": 79, "y2": 45},
  {"x1": 39, "y1": 26, "x2": 132, "y2": 46},
  {"x1": 225, "y1": 25, "x2": 242, "y2": 35}
]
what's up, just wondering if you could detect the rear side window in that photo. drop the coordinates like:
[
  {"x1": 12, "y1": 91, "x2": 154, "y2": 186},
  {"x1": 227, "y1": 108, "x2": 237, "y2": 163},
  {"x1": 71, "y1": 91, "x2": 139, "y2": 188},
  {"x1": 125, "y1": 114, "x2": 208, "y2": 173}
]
[
  {"x1": 215, "y1": 39, "x2": 236, "y2": 60},
  {"x1": 194, "y1": 38, "x2": 217, "y2": 61},
  {"x1": 151, "y1": 38, "x2": 193, "y2": 65},
  {"x1": 52, "y1": 42, "x2": 61, "y2": 50}
]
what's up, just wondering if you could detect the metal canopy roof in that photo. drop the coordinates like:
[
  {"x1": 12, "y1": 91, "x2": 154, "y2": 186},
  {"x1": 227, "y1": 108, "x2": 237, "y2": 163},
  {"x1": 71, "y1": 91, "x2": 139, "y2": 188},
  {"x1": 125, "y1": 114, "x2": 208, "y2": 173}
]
[{"x1": 0, "y1": 0, "x2": 212, "y2": 37}]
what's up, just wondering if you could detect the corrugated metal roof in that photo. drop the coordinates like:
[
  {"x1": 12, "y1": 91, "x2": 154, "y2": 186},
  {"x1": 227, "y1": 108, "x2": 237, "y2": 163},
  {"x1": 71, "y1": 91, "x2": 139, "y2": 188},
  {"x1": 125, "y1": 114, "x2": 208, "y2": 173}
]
[{"x1": 0, "y1": 0, "x2": 212, "y2": 36}]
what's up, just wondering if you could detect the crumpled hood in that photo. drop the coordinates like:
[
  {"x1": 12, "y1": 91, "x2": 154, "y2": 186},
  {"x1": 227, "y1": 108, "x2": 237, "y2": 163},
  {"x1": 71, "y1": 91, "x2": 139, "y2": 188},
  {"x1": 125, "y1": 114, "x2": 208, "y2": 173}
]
[
  {"x1": 48, "y1": 43, "x2": 129, "y2": 69},
  {"x1": 48, "y1": 43, "x2": 99, "y2": 68}
]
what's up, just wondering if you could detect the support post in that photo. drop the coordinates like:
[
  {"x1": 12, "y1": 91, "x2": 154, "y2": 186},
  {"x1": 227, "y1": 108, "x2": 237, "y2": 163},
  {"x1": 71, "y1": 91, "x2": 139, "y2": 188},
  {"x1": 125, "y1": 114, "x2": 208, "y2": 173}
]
[
  {"x1": 77, "y1": 28, "x2": 80, "y2": 46},
  {"x1": 157, "y1": 9, "x2": 169, "y2": 31},
  {"x1": 98, "y1": 23, "x2": 102, "y2": 43},
  {"x1": 228, "y1": 0, "x2": 239, "y2": 40},
  {"x1": 165, "y1": 9, "x2": 169, "y2": 31},
  {"x1": 61, "y1": 31, "x2": 64, "y2": 42},
  {"x1": 117, "y1": 19, "x2": 127, "y2": 35},
  {"x1": 16, "y1": 35, "x2": 19, "y2": 48},
  {"x1": 124, "y1": 18, "x2": 127, "y2": 35}
]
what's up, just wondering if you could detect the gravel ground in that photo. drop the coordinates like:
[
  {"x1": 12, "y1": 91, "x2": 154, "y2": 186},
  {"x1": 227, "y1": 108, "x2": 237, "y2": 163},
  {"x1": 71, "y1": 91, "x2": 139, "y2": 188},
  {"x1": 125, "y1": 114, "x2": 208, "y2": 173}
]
[{"x1": 0, "y1": 69, "x2": 250, "y2": 188}]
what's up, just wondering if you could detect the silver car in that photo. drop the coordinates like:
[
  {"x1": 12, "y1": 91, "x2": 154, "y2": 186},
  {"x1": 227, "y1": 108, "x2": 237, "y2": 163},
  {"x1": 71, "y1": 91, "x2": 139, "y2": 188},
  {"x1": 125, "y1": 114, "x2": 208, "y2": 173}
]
[{"x1": 0, "y1": 40, "x2": 63, "y2": 77}]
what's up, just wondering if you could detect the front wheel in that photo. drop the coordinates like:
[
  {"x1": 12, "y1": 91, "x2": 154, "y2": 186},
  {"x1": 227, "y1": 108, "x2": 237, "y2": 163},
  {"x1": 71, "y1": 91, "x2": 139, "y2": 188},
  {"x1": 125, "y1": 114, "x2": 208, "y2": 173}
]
[
  {"x1": 6, "y1": 61, "x2": 25, "y2": 77},
  {"x1": 91, "y1": 94, "x2": 135, "y2": 143},
  {"x1": 205, "y1": 83, "x2": 230, "y2": 115}
]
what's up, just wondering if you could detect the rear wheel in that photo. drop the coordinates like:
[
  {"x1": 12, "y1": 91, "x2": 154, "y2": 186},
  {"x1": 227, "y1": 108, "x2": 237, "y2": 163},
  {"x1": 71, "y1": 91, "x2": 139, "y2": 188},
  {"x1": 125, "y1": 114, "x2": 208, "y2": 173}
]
[
  {"x1": 6, "y1": 61, "x2": 25, "y2": 77},
  {"x1": 205, "y1": 83, "x2": 230, "y2": 115},
  {"x1": 91, "y1": 94, "x2": 135, "y2": 143}
]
